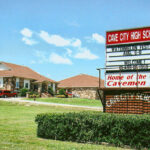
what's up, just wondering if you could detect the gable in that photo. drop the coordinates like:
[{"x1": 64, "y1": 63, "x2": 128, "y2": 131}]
[{"x1": 0, "y1": 63, "x2": 10, "y2": 71}]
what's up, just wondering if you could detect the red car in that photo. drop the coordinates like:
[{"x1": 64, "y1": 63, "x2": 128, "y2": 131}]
[
  {"x1": 66, "y1": 92, "x2": 72, "y2": 96},
  {"x1": 0, "y1": 90, "x2": 17, "y2": 98}
]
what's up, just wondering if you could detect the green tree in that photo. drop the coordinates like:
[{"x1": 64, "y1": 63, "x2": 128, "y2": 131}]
[
  {"x1": 59, "y1": 88, "x2": 66, "y2": 95},
  {"x1": 48, "y1": 87, "x2": 54, "y2": 96},
  {"x1": 19, "y1": 88, "x2": 29, "y2": 97}
]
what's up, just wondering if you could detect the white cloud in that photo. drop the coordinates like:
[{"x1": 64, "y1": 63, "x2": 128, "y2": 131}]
[
  {"x1": 22, "y1": 37, "x2": 37, "y2": 45},
  {"x1": 39, "y1": 30, "x2": 82, "y2": 47},
  {"x1": 39, "y1": 31, "x2": 71, "y2": 47},
  {"x1": 72, "y1": 39, "x2": 81, "y2": 47},
  {"x1": 33, "y1": 50, "x2": 72, "y2": 65},
  {"x1": 92, "y1": 33, "x2": 105, "y2": 44},
  {"x1": 20, "y1": 28, "x2": 37, "y2": 45},
  {"x1": 35, "y1": 50, "x2": 48, "y2": 63},
  {"x1": 20, "y1": 28, "x2": 33, "y2": 37},
  {"x1": 49, "y1": 52, "x2": 72, "y2": 65},
  {"x1": 66, "y1": 48, "x2": 72, "y2": 57},
  {"x1": 74, "y1": 47, "x2": 99, "y2": 60}
]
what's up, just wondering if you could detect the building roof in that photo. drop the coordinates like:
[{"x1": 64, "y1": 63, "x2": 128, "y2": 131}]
[
  {"x1": 58, "y1": 74, "x2": 104, "y2": 88},
  {"x1": 0, "y1": 62, "x2": 56, "y2": 83}
]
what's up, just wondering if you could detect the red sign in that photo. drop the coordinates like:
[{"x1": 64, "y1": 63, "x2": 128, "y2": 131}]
[{"x1": 106, "y1": 27, "x2": 150, "y2": 45}]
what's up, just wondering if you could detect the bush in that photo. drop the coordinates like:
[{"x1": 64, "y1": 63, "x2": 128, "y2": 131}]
[
  {"x1": 56, "y1": 95, "x2": 66, "y2": 98},
  {"x1": 19, "y1": 88, "x2": 29, "y2": 97},
  {"x1": 35, "y1": 112, "x2": 150, "y2": 149},
  {"x1": 48, "y1": 87, "x2": 54, "y2": 96},
  {"x1": 58, "y1": 89, "x2": 68, "y2": 98},
  {"x1": 28, "y1": 91, "x2": 39, "y2": 95},
  {"x1": 59, "y1": 89, "x2": 66, "y2": 95},
  {"x1": 27, "y1": 91, "x2": 40, "y2": 98},
  {"x1": 29, "y1": 94, "x2": 40, "y2": 98}
]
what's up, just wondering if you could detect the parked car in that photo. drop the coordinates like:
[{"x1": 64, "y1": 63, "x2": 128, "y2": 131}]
[
  {"x1": 66, "y1": 91, "x2": 73, "y2": 96},
  {"x1": 0, "y1": 90, "x2": 17, "y2": 98},
  {"x1": 65, "y1": 92, "x2": 77, "y2": 98}
]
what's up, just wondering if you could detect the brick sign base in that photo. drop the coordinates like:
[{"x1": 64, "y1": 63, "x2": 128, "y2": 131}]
[{"x1": 103, "y1": 88, "x2": 150, "y2": 114}]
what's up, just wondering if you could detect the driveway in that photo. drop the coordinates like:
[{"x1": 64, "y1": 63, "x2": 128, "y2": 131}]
[{"x1": 0, "y1": 97, "x2": 103, "y2": 111}]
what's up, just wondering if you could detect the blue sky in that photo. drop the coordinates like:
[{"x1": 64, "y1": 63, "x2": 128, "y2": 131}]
[{"x1": 0, "y1": 0, "x2": 150, "y2": 81}]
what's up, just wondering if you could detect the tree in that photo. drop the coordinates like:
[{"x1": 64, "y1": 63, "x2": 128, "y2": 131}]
[
  {"x1": 59, "y1": 88, "x2": 66, "y2": 95},
  {"x1": 48, "y1": 87, "x2": 54, "y2": 96}
]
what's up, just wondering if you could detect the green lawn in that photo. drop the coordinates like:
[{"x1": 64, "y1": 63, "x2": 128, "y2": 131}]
[
  {"x1": 0, "y1": 101, "x2": 126, "y2": 150},
  {"x1": 24, "y1": 97, "x2": 102, "y2": 107}
]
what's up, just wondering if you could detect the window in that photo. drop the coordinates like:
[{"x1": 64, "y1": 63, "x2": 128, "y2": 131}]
[
  {"x1": 16, "y1": 78, "x2": 19, "y2": 88},
  {"x1": 24, "y1": 79, "x2": 30, "y2": 89},
  {"x1": 48, "y1": 83, "x2": 52, "y2": 87},
  {"x1": 16, "y1": 82, "x2": 19, "y2": 88},
  {"x1": 0, "y1": 77, "x2": 3, "y2": 88},
  {"x1": 25, "y1": 83, "x2": 29, "y2": 89}
]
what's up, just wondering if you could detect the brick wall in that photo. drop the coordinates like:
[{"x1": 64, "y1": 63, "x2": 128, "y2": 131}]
[{"x1": 104, "y1": 90, "x2": 150, "y2": 114}]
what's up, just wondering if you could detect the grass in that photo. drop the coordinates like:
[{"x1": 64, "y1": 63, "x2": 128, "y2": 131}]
[
  {"x1": 0, "y1": 101, "x2": 126, "y2": 150},
  {"x1": 24, "y1": 97, "x2": 102, "y2": 107}
]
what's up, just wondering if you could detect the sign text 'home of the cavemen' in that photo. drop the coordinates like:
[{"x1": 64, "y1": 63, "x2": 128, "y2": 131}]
[
  {"x1": 106, "y1": 73, "x2": 150, "y2": 87},
  {"x1": 106, "y1": 27, "x2": 150, "y2": 45}
]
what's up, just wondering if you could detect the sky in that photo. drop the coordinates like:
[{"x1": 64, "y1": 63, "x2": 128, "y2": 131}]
[{"x1": 0, "y1": 0, "x2": 150, "y2": 81}]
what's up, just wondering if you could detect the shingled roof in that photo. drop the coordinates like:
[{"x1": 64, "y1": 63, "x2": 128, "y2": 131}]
[
  {"x1": 0, "y1": 62, "x2": 56, "y2": 83},
  {"x1": 58, "y1": 74, "x2": 104, "y2": 88}
]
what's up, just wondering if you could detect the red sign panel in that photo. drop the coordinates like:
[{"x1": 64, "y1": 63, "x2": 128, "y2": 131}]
[{"x1": 106, "y1": 27, "x2": 150, "y2": 45}]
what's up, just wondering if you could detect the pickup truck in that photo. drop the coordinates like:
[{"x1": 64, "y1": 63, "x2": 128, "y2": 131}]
[{"x1": 0, "y1": 90, "x2": 17, "y2": 98}]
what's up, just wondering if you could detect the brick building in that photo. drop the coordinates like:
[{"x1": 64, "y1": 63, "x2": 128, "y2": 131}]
[
  {"x1": 0, "y1": 62, "x2": 57, "y2": 93},
  {"x1": 58, "y1": 74, "x2": 104, "y2": 99}
]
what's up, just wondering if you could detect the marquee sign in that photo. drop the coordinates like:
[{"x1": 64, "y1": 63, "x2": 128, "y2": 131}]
[
  {"x1": 106, "y1": 27, "x2": 150, "y2": 45},
  {"x1": 106, "y1": 44, "x2": 150, "y2": 71},
  {"x1": 106, "y1": 27, "x2": 150, "y2": 88},
  {"x1": 104, "y1": 27, "x2": 150, "y2": 114}
]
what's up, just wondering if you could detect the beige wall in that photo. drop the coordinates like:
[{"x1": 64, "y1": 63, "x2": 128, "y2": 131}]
[
  {"x1": 71, "y1": 87, "x2": 99, "y2": 99},
  {"x1": 3, "y1": 77, "x2": 32, "y2": 90}
]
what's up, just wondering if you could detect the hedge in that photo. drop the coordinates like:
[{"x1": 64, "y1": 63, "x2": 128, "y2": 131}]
[
  {"x1": 35, "y1": 112, "x2": 150, "y2": 149},
  {"x1": 56, "y1": 95, "x2": 66, "y2": 98}
]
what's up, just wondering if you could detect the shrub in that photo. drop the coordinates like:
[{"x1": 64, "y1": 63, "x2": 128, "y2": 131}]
[
  {"x1": 28, "y1": 91, "x2": 39, "y2": 95},
  {"x1": 27, "y1": 91, "x2": 40, "y2": 98},
  {"x1": 29, "y1": 94, "x2": 40, "y2": 98},
  {"x1": 59, "y1": 89, "x2": 66, "y2": 95},
  {"x1": 48, "y1": 87, "x2": 54, "y2": 96},
  {"x1": 58, "y1": 89, "x2": 68, "y2": 98},
  {"x1": 19, "y1": 88, "x2": 29, "y2": 97},
  {"x1": 35, "y1": 112, "x2": 150, "y2": 149},
  {"x1": 56, "y1": 95, "x2": 66, "y2": 98}
]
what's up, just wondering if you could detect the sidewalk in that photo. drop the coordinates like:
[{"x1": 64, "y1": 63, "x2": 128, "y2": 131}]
[{"x1": 0, "y1": 98, "x2": 103, "y2": 111}]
